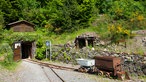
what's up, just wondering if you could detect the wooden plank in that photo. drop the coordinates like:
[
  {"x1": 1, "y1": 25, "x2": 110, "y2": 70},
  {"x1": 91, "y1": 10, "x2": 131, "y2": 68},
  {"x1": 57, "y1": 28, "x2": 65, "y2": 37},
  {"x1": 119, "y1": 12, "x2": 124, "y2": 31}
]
[{"x1": 13, "y1": 42, "x2": 21, "y2": 61}]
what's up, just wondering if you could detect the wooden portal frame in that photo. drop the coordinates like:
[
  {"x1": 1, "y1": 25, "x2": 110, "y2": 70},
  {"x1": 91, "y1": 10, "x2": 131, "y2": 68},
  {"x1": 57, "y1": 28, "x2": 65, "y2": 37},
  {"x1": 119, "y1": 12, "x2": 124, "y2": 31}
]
[
  {"x1": 75, "y1": 37, "x2": 96, "y2": 48},
  {"x1": 13, "y1": 41, "x2": 36, "y2": 61}
]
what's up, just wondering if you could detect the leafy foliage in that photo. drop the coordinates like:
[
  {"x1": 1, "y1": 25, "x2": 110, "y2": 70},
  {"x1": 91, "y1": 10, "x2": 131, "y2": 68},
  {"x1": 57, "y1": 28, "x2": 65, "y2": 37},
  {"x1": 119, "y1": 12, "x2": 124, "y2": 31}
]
[
  {"x1": 44, "y1": 0, "x2": 98, "y2": 33},
  {"x1": 95, "y1": 0, "x2": 113, "y2": 13},
  {"x1": 0, "y1": 0, "x2": 146, "y2": 34},
  {"x1": 0, "y1": 10, "x2": 4, "y2": 43},
  {"x1": 0, "y1": 0, "x2": 98, "y2": 33},
  {"x1": 0, "y1": 43, "x2": 13, "y2": 64},
  {"x1": 2, "y1": 32, "x2": 40, "y2": 45},
  {"x1": 35, "y1": 39, "x2": 46, "y2": 60},
  {"x1": 108, "y1": 0, "x2": 145, "y2": 20},
  {"x1": 129, "y1": 13, "x2": 146, "y2": 30},
  {"x1": 0, "y1": 0, "x2": 39, "y2": 25},
  {"x1": 108, "y1": 24, "x2": 131, "y2": 43}
]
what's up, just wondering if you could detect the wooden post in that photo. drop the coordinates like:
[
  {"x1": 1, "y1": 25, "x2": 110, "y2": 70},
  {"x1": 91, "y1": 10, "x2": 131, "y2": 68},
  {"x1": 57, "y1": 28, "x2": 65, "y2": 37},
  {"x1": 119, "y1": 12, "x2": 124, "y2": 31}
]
[
  {"x1": 76, "y1": 40, "x2": 79, "y2": 49},
  {"x1": 85, "y1": 39, "x2": 88, "y2": 47}
]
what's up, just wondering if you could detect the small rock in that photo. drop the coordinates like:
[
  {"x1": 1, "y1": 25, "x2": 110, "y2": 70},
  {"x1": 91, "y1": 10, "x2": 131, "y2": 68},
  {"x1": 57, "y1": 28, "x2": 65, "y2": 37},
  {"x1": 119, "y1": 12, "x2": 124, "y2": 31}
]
[
  {"x1": 125, "y1": 56, "x2": 133, "y2": 62},
  {"x1": 113, "y1": 54, "x2": 119, "y2": 57},
  {"x1": 143, "y1": 57, "x2": 146, "y2": 61}
]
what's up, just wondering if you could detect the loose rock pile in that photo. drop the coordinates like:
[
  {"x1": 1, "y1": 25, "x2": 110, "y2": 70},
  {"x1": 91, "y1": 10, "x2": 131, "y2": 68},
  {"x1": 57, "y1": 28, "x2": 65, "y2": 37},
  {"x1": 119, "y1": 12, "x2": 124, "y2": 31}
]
[{"x1": 52, "y1": 45, "x2": 146, "y2": 76}]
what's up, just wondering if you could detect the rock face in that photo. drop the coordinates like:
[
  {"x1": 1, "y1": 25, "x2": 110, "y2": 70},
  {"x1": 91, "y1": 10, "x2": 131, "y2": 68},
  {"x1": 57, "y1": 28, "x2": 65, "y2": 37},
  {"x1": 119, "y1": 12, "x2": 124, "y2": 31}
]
[{"x1": 51, "y1": 45, "x2": 146, "y2": 76}]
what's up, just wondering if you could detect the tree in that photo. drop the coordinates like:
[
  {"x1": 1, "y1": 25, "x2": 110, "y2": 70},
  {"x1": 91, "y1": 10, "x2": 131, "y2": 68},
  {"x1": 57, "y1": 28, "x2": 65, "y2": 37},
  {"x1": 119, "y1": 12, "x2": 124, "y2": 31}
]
[
  {"x1": 108, "y1": 0, "x2": 145, "y2": 20},
  {"x1": 10, "y1": 0, "x2": 40, "y2": 22},
  {"x1": 0, "y1": 0, "x2": 39, "y2": 25},
  {"x1": 0, "y1": 10, "x2": 4, "y2": 43},
  {"x1": 0, "y1": 0, "x2": 16, "y2": 24},
  {"x1": 95, "y1": 0, "x2": 113, "y2": 13},
  {"x1": 44, "y1": 0, "x2": 98, "y2": 33}
]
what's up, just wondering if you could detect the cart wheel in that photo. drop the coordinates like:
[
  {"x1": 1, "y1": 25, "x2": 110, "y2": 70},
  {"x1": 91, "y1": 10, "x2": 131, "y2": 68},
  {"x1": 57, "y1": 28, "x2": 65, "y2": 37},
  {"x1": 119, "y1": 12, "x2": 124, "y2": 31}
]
[
  {"x1": 98, "y1": 71, "x2": 104, "y2": 76},
  {"x1": 83, "y1": 68, "x2": 88, "y2": 73},
  {"x1": 78, "y1": 68, "x2": 83, "y2": 72},
  {"x1": 92, "y1": 66, "x2": 97, "y2": 73},
  {"x1": 105, "y1": 72, "x2": 110, "y2": 78}
]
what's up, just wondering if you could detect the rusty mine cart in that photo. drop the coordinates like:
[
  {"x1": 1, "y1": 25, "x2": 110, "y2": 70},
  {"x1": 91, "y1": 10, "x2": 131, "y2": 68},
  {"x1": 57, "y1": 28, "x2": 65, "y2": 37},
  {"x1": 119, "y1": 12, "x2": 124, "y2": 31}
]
[{"x1": 76, "y1": 56, "x2": 130, "y2": 80}]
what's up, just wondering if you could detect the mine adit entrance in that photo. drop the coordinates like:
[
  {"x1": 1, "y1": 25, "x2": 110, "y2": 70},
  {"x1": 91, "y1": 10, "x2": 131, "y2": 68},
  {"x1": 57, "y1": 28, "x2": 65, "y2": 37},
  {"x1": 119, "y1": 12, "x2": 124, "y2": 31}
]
[
  {"x1": 76, "y1": 38, "x2": 94, "y2": 48},
  {"x1": 13, "y1": 41, "x2": 36, "y2": 61},
  {"x1": 74, "y1": 32, "x2": 99, "y2": 49}
]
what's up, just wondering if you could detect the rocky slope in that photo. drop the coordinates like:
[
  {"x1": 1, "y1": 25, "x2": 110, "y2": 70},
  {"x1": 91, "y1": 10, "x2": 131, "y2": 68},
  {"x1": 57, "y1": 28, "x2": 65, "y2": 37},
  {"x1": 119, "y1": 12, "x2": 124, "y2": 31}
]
[{"x1": 50, "y1": 30, "x2": 146, "y2": 77}]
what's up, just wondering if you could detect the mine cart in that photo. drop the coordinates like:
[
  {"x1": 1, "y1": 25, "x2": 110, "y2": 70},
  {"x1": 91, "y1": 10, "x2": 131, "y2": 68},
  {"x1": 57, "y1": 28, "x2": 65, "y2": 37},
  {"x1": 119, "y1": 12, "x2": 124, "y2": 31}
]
[
  {"x1": 94, "y1": 56, "x2": 130, "y2": 80},
  {"x1": 76, "y1": 58, "x2": 95, "y2": 73}
]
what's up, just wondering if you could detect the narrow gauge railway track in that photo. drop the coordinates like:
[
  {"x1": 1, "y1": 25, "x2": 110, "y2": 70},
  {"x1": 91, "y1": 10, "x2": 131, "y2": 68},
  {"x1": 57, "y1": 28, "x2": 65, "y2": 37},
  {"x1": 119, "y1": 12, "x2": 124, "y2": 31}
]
[
  {"x1": 41, "y1": 66, "x2": 65, "y2": 82},
  {"x1": 24, "y1": 59, "x2": 76, "y2": 71},
  {"x1": 41, "y1": 66, "x2": 52, "y2": 82},
  {"x1": 23, "y1": 59, "x2": 76, "y2": 82}
]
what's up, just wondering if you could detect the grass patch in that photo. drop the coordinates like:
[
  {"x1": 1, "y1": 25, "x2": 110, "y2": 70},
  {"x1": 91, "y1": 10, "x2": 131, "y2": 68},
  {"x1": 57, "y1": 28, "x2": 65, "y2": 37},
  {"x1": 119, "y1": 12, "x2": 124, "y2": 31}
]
[
  {"x1": 44, "y1": 25, "x2": 108, "y2": 44},
  {"x1": 0, "y1": 61, "x2": 21, "y2": 71},
  {"x1": 138, "y1": 76, "x2": 146, "y2": 81},
  {"x1": 0, "y1": 42, "x2": 20, "y2": 70}
]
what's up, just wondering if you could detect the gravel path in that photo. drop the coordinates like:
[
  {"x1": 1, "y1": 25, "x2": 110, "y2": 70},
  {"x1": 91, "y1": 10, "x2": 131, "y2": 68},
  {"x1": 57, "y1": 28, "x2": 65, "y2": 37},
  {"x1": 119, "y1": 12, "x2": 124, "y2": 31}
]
[
  {"x1": 42, "y1": 67, "x2": 63, "y2": 82},
  {"x1": 52, "y1": 68, "x2": 124, "y2": 82},
  {"x1": 11, "y1": 61, "x2": 51, "y2": 82},
  {"x1": 0, "y1": 66, "x2": 13, "y2": 82}
]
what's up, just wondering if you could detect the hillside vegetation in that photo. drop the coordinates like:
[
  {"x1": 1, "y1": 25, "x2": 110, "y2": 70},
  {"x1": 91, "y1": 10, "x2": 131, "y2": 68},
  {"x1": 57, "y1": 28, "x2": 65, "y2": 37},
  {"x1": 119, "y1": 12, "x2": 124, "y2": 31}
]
[{"x1": 0, "y1": 0, "x2": 146, "y2": 62}]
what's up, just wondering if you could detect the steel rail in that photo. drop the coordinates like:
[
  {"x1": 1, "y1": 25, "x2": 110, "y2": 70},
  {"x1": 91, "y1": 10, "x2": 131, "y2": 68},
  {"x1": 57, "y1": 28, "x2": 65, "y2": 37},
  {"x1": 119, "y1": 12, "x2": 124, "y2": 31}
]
[
  {"x1": 25, "y1": 59, "x2": 75, "y2": 71},
  {"x1": 41, "y1": 66, "x2": 52, "y2": 82}
]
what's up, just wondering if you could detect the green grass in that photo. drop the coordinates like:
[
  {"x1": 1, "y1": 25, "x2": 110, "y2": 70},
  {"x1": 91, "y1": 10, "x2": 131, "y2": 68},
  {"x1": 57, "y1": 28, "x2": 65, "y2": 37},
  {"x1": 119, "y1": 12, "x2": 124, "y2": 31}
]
[
  {"x1": 138, "y1": 76, "x2": 146, "y2": 81},
  {"x1": 0, "y1": 61, "x2": 21, "y2": 70},
  {"x1": 43, "y1": 25, "x2": 108, "y2": 45}
]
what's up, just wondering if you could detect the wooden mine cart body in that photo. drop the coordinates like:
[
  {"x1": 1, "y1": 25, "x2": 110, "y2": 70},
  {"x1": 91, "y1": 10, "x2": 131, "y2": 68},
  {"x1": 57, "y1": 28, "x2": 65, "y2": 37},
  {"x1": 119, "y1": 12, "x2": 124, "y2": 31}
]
[{"x1": 94, "y1": 56, "x2": 122, "y2": 76}]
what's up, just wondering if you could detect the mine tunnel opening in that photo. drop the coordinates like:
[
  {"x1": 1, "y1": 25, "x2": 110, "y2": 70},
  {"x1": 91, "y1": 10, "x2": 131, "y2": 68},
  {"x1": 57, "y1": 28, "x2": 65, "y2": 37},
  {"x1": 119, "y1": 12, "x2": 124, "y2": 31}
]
[
  {"x1": 21, "y1": 41, "x2": 32, "y2": 59},
  {"x1": 77, "y1": 38, "x2": 95, "y2": 48},
  {"x1": 78, "y1": 39, "x2": 86, "y2": 48},
  {"x1": 87, "y1": 39, "x2": 94, "y2": 47},
  {"x1": 13, "y1": 41, "x2": 36, "y2": 61}
]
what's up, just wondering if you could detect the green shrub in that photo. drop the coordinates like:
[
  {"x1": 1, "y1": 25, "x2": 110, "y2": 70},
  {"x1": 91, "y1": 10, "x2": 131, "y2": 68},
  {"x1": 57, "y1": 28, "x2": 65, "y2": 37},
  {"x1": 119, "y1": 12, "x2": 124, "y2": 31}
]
[
  {"x1": 35, "y1": 48, "x2": 46, "y2": 60},
  {"x1": 0, "y1": 43, "x2": 13, "y2": 65},
  {"x1": 51, "y1": 52, "x2": 59, "y2": 60},
  {"x1": 129, "y1": 13, "x2": 146, "y2": 30},
  {"x1": 36, "y1": 39, "x2": 44, "y2": 48},
  {"x1": 108, "y1": 24, "x2": 131, "y2": 44},
  {"x1": 35, "y1": 39, "x2": 46, "y2": 60}
]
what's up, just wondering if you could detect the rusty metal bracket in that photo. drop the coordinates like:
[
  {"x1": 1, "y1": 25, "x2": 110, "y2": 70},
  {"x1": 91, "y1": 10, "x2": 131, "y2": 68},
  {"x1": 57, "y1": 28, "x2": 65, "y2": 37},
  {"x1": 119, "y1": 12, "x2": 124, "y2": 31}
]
[{"x1": 117, "y1": 71, "x2": 130, "y2": 80}]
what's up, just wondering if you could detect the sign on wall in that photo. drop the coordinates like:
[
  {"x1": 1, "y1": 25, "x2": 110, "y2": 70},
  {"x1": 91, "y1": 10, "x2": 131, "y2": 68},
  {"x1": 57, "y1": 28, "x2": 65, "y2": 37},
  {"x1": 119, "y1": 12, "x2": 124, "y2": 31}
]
[
  {"x1": 46, "y1": 41, "x2": 50, "y2": 47},
  {"x1": 46, "y1": 41, "x2": 51, "y2": 60},
  {"x1": 15, "y1": 43, "x2": 21, "y2": 49}
]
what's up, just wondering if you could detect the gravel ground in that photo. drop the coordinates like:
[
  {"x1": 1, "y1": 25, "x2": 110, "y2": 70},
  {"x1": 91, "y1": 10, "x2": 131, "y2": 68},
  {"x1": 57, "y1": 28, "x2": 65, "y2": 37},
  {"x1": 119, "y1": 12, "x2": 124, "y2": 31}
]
[
  {"x1": 0, "y1": 66, "x2": 13, "y2": 82},
  {"x1": 5, "y1": 61, "x2": 51, "y2": 82},
  {"x1": 0, "y1": 60, "x2": 145, "y2": 82},
  {"x1": 52, "y1": 68, "x2": 122, "y2": 82},
  {"x1": 43, "y1": 67, "x2": 62, "y2": 82}
]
